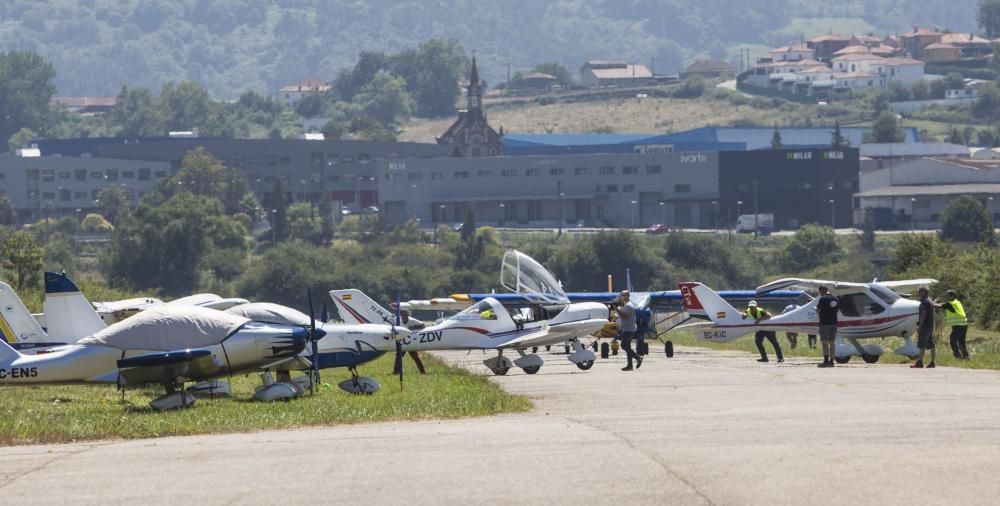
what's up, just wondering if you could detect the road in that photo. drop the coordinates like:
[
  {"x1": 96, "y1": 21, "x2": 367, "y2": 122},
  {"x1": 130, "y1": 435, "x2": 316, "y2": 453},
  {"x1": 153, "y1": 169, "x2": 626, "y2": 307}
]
[{"x1": 4, "y1": 347, "x2": 1000, "y2": 505}]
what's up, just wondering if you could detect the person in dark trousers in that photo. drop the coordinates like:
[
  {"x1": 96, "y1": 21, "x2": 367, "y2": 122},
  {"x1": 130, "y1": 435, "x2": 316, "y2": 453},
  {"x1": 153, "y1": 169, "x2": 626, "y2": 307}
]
[
  {"x1": 816, "y1": 286, "x2": 839, "y2": 368},
  {"x1": 913, "y1": 286, "x2": 937, "y2": 368},
  {"x1": 393, "y1": 309, "x2": 427, "y2": 374},
  {"x1": 615, "y1": 290, "x2": 642, "y2": 371},
  {"x1": 744, "y1": 300, "x2": 782, "y2": 363},
  {"x1": 938, "y1": 290, "x2": 969, "y2": 360}
]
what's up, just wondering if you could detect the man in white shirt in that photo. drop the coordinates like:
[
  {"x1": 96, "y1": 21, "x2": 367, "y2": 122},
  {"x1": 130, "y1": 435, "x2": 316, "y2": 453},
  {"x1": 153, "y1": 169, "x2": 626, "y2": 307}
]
[{"x1": 393, "y1": 309, "x2": 427, "y2": 374}]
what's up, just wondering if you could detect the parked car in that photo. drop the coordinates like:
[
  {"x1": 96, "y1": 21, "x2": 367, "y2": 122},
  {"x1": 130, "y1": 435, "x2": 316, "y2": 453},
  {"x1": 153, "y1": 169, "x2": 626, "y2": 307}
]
[{"x1": 645, "y1": 224, "x2": 670, "y2": 235}]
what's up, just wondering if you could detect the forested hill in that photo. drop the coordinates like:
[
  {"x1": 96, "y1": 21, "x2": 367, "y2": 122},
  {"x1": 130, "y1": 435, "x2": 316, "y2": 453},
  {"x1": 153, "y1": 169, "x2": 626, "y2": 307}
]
[{"x1": 0, "y1": 0, "x2": 979, "y2": 98}]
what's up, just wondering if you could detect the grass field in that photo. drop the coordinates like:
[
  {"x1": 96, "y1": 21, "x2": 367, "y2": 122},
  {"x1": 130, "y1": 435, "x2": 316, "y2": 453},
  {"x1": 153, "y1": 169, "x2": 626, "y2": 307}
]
[
  {"x1": 664, "y1": 327, "x2": 1000, "y2": 370},
  {"x1": 0, "y1": 354, "x2": 530, "y2": 446}
]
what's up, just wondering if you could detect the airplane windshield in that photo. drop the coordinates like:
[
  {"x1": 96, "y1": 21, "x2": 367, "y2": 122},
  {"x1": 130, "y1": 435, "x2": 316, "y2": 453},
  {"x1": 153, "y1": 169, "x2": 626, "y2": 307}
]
[
  {"x1": 500, "y1": 250, "x2": 569, "y2": 305},
  {"x1": 837, "y1": 293, "x2": 886, "y2": 317},
  {"x1": 869, "y1": 284, "x2": 901, "y2": 304},
  {"x1": 454, "y1": 300, "x2": 500, "y2": 320}
]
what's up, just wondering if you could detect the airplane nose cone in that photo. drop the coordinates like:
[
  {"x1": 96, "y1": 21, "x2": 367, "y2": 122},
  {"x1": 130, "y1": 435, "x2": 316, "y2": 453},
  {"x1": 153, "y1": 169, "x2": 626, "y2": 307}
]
[
  {"x1": 310, "y1": 327, "x2": 327, "y2": 341},
  {"x1": 394, "y1": 326, "x2": 411, "y2": 339}
]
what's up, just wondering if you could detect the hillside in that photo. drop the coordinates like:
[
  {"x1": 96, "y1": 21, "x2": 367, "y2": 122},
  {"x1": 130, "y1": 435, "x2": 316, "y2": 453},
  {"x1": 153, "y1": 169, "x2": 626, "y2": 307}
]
[
  {"x1": 401, "y1": 84, "x2": 852, "y2": 142},
  {"x1": 0, "y1": 0, "x2": 980, "y2": 98}
]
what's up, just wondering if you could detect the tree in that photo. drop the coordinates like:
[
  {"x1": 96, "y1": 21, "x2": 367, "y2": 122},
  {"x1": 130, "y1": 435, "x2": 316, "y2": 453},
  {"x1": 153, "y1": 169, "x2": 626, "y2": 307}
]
[
  {"x1": 158, "y1": 81, "x2": 213, "y2": 131},
  {"x1": 973, "y1": 83, "x2": 1000, "y2": 125},
  {"x1": 770, "y1": 125, "x2": 782, "y2": 149},
  {"x1": 354, "y1": 72, "x2": 413, "y2": 127},
  {"x1": 7, "y1": 127, "x2": 37, "y2": 153},
  {"x1": 349, "y1": 116, "x2": 397, "y2": 141},
  {"x1": 110, "y1": 86, "x2": 164, "y2": 136},
  {"x1": 453, "y1": 208, "x2": 485, "y2": 270},
  {"x1": 831, "y1": 120, "x2": 847, "y2": 147},
  {"x1": 0, "y1": 51, "x2": 56, "y2": 144},
  {"x1": 335, "y1": 51, "x2": 391, "y2": 101},
  {"x1": 947, "y1": 125, "x2": 965, "y2": 145},
  {"x1": 0, "y1": 193, "x2": 12, "y2": 225},
  {"x1": 321, "y1": 120, "x2": 346, "y2": 139},
  {"x1": 166, "y1": 147, "x2": 250, "y2": 215},
  {"x1": 0, "y1": 231, "x2": 43, "y2": 290},
  {"x1": 939, "y1": 195, "x2": 995, "y2": 244},
  {"x1": 911, "y1": 80, "x2": 930, "y2": 101},
  {"x1": 287, "y1": 201, "x2": 324, "y2": 244},
  {"x1": 866, "y1": 111, "x2": 905, "y2": 143},
  {"x1": 780, "y1": 225, "x2": 840, "y2": 272},
  {"x1": 979, "y1": 0, "x2": 1000, "y2": 38},
  {"x1": 860, "y1": 209, "x2": 876, "y2": 251},
  {"x1": 673, "y1": 76, "x2": 706, "y2": 98},
  {"x1": 94, "y1": 185, "x2": 128, "y2": 223},
  {"x1": 390, "y1": 39, "x2": 467, "y2": 117},
  {"x1": 265, "y1": 178, "x2": 288, "y2": 243},
  {"x1": 531, "y1": 62, "x2": 574, "y2": 86}
]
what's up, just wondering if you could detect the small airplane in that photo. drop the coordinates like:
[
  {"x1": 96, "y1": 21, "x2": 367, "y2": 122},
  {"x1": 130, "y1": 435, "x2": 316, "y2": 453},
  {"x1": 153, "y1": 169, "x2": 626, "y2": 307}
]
[
  {"x1": 0, "y1": 304, "x2": 318, "y2": 410},
  {"x1": 674, "y1": 277, "x2": 938, "y2": 363},
  {"x1": 2, "y1": 273, "x2": 406, "y2": 396},
  {"x1": 332, "y1": 288, "x2": 608, "y2": 375}
]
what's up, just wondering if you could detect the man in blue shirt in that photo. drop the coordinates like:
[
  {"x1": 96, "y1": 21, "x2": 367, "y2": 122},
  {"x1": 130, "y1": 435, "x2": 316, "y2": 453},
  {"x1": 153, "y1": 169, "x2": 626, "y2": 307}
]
[{"x1": 615, "y1": 290, "x2": 642, "y2": 371}]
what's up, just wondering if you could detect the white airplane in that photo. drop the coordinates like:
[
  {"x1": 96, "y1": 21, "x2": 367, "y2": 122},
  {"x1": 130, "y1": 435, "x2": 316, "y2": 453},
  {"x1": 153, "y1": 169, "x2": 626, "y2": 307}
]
[
  {"x1": 0, "y1": 304, "x2": 317, "y2": 410},
  {"x1": 2, "y1": 274, "x2": 408, "y2": 396},
  {"x1": 675, "y1": 277, "x2": 937, "y2": 363},
  {"x1": 331, "y1": 287, "x2": 608, "y2": 375}
]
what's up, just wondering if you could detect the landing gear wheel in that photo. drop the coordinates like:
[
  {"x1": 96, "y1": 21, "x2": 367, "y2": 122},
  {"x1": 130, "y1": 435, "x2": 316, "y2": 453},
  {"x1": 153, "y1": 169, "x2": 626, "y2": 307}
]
[
  {"x1": 861, "y1": 354, "x2": 880, "y2": 364},
  {"x1": 834, "y1": 356, "x2": 851, "y2": 364},
  {"x1": 575, "y1": 360, "x2": 594, "y2": 371},
  {"x1": 494, "y1": 364, "x2": 510, "y2": 376},
  {"x1": 522, "y1": 365, "x2": 541, "y2": 375},
  {"x1": 532, "y1": 347, "x2": 538, "y2": 353},
  {"x1": 664, "y1": 341, "x2": 675, "y2": 358},
  {"x1": 591, "y1": 341, "x2": 599, "y2": 352}
]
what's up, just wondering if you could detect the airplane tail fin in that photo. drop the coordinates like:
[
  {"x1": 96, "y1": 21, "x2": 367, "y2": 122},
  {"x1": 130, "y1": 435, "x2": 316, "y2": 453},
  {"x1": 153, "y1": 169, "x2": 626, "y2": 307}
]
[
  {"x1": 42, "y1": 272, "x2": 107, "y2": 341},
  {"x1": 328, "y1": 289, "x2": 395, "y2": 325},
  {"x1": 0, "y1": 339, "x2": 22, "y2": 364},
  {"x1": 0, "y1": 282, "x2": 47, "y2": 343},
  {"x1": 678, "y1": 282, "x2": 753, "y2": 340}
]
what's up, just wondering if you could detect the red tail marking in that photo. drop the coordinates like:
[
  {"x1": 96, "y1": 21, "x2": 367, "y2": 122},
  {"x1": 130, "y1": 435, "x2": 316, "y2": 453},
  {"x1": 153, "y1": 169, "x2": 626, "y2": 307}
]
[{"x1": 679, "y1": 283, "x2": 704, "y2": 310}]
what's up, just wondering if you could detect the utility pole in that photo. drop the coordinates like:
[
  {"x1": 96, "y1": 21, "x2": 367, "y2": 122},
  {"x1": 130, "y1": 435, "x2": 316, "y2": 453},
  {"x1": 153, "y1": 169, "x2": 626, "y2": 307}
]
[
  {"x1": 753, "y1": 179, "x2": 759, "y2": 239},
  {"x1": 557, "y1": 180, "x2": 564, "y2": 235},
  {"x1": 650, "y1": 56, "x2": 656, "y2": 76},
  {"x1": 506, "y1": 62, "x2": 512, "y2": 93}
]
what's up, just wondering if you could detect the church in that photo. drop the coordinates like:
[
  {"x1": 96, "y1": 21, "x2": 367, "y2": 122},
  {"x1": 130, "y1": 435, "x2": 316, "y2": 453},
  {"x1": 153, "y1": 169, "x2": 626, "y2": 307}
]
[{"x1": 437, "y1": 57, "x2": 504, "y2": 157}]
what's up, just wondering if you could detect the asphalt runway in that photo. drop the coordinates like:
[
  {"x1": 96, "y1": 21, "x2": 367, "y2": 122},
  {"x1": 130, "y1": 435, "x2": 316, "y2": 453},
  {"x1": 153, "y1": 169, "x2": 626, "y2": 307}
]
[{"x1": 4, "y1": 346, "x2": 1000, "y2": 505}]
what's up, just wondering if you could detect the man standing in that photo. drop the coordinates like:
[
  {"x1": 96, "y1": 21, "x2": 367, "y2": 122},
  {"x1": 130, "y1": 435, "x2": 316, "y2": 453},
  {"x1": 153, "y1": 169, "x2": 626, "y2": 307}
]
[
  {"x1": 913, "y1": 286, "x2": 937, "y2": 368},
  {"x1": 938, "y1": 290, "x2": 969, "y2": 360},
  {"x1": 393, "y1": 309, "x2": 427, "y2": 374},
  {"x1": 817, "y1": 286, "x2": 839, "y2": 368},
  {"x1": 744, "y1": 300, "x2": 783, "y2": 363},
  {"x1": 615, "y1": 290, "x2": 642, "y2": 371}
]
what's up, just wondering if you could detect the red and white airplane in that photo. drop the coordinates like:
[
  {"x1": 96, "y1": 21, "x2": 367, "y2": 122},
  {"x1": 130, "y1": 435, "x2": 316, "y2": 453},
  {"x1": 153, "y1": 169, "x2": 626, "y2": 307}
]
[{"x1": 675, "y1": 277, "x2": 937, "y2": 364}]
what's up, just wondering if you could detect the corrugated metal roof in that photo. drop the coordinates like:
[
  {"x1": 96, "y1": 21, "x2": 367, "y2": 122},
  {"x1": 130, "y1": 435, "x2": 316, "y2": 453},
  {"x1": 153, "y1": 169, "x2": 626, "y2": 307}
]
[
  {"x1": 860, "y1": 142, "x2": 968, "y2": 158},
  {"x1": 856, "y1": 184, "x2": 1000, "y2": 198}
]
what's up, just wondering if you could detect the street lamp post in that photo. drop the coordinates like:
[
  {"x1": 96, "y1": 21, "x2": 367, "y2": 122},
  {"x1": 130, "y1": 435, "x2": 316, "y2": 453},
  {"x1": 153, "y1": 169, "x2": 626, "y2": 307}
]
[
  {"x1": 270, "y1": 208, "x2": 277, "y2": 247},
  {"x1": 990, "y1": 196, "x2": 995, "y2": 228},
  {"x1": 659, "y1": 201, "x2": 666, "y2": 226},
  {"x1": 630, "y1": 200, "x2": 638, "y2": 229},
  {"x1": 829, "y1": 199, "x2": 836, "y2": 229},
  {"x1": 559, "y1": 192, "x2": 566, "y2": 235},
  {"x1": 910, "y1": 197, "x2": 917, "y2": 231},
  {"x1": 736, "y1": 200, "x2": 742, "y2": 231},
  {"x1": 712, "y1": 200, "x2": 719, "y2": 233},
  {"x1": 499, "y1": 202, "x2": 506, "y2": 228}
]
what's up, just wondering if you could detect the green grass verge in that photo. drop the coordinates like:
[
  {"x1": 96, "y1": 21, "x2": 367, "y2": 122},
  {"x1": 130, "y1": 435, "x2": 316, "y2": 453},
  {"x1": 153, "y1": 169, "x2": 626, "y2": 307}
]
[
  {"x1": 0, "y1": 354, "x2": 530, "y2": 446},
  {"x1": 667, "y1": 328, "x2": 1000, "y2": 370}
]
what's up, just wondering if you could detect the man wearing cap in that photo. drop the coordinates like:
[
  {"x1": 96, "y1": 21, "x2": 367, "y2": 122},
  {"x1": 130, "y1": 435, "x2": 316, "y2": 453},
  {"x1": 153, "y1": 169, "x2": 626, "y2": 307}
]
[
  {"x1": 913, "y1": 286, "x2": 937, "y2": 368},
  {"x1": 393, "y1": 309, "x2": 427, "y2": 374},
  {"x1": 816, "y1": 286, "x2": 839, "y2": 368},
  {"x1": 938, "y1": 290, "x2": 969, "y2": 360},
  {"x1": 615, "y1": 290, "x2": 642, "y2": 371},
  {"x1": 744, "y1": 300, "x2": 782, "y2": 363}
]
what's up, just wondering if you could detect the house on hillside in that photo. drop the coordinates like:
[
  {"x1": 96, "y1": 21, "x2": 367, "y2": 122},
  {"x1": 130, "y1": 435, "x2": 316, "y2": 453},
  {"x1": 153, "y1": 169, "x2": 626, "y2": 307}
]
[
  {"x1": 807, "y1": 34, "x2": 854, "y2": 61},
  {"x1": 940, "y1": 33, "x2": 994, "y2": 58},
  {"x1": 682, "y1": 59, "x2": 737, "y2": 79},
  {"x1": 53, "y1": 97, "x2": 116, "y2": 116},
  {"x1": 899, "y1": 27, "x2": 945, "y2": 59},
  {"x1": 579, "y1": 61, "x2": 652, "y2": 87},
  {"x1": 921, "y1": 43, "x2": 961, "y2": 62},
  {"x1": 768, "y1": 44, "x2": 814, "y2": 62},
  {"x1": 278, "y1": 78, "x2": 332, "y2": 106},
  {"x1": 519, "y1": 72, "x2": 557, "y2": 90}
]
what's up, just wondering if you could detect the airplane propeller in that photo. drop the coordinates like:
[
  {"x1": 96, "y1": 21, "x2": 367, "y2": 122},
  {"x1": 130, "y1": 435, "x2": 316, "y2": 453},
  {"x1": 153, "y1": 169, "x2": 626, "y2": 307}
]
[
  {"x1": 306, "y1": 287, "x2": 326, "y2": 395},
  {"x1": 393, "y1": 293, "x2": 404, "y2": 391}
]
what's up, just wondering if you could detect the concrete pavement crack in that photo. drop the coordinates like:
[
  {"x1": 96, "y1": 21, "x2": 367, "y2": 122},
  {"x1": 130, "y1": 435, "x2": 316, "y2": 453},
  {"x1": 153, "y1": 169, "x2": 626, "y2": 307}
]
[
  {"x1": 0, "y1": 442, "x2": 109, "y2": 491},
  {"x1": 560, "y1": 414, "x2": 716, "y2": 506}
]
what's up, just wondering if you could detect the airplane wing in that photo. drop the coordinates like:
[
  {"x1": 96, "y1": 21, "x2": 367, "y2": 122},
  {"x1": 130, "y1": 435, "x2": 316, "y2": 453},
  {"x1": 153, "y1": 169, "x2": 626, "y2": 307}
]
[
  {"x1": 757, "y1": 278, "x2": 866, "y2": 294},
  {"x1": 396, "y1": 297, "x2": 473, "y2": 311},
  {"x1": 116, "y1": 348, "x2": 222, "y2": 386},
  {"x1": 878, "y1": 279, "x2": 938, "y2": 291}
]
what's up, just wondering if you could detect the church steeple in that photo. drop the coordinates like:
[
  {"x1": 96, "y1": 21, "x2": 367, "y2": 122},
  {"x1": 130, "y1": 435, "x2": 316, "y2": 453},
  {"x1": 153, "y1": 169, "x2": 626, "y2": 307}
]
[{"x1": 467, "y1": 56, "x2": 482, "y2": 111}]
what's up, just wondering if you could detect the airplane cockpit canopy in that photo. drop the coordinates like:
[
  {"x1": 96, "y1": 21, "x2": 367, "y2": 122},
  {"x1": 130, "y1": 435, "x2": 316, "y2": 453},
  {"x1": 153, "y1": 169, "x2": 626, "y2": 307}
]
[
  {"x1": 500, "y1": 250, "x2": 569, "y2": 305},
  {"x1": 78, "y1": 305, "x2": 250, "y2": 351},
  {"x1": 453, "y1": 299, "x2": 507, "y2": 321},
  {"x1": 226, "y1": 302, "x2": 311, "y2": 327}
]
